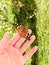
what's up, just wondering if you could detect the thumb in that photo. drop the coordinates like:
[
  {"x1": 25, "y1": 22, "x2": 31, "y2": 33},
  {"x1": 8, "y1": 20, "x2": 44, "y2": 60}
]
[{"x1": 0, "y1": 32, "x2": 9, "y2": 52}]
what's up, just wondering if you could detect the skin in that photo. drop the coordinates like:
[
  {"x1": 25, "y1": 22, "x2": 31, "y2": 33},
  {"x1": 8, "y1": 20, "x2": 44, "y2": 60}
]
[{"x1": 0, "y1": 29, "x2": 38, "y2": 65}]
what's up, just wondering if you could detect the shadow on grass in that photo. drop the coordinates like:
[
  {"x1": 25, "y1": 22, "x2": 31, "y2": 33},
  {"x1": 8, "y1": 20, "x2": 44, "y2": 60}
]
[
  {"x1": 29, "y1": 0, "x2": 38, "y2": 65},
  {"x1": 12, "y1": 0, "x2": 38, "y2": 65}
]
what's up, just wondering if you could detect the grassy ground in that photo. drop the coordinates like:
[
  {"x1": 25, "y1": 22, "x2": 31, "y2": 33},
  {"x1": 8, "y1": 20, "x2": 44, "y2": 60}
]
[
  {"x1": 0, "y1": 0, "x2": 17, "y2": 39},
  {"x1": 0, "y1": 0, "x2": 49, "y2": 65}
]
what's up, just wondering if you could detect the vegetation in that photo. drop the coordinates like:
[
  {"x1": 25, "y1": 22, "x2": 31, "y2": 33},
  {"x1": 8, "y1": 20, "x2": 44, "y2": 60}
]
[{"x1": 0, "y1": 0, "x2": 49, "y2": 65}]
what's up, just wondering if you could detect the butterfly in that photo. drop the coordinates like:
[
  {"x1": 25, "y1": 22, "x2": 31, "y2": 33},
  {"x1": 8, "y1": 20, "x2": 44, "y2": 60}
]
[{"x1": 12, "y1": 24, "x2": 30, "y2": 40}]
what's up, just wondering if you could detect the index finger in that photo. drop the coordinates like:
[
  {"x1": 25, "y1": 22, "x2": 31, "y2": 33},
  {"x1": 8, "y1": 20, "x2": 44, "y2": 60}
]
[{"x1": 8, "y1": 33, "x2": 20, "y2": 46}]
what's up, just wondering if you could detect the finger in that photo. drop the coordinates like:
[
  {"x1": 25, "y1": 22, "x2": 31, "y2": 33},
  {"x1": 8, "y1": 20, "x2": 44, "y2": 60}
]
[
  {"x1": 24, "y1": 46, "x2": 38, "y2": 62},
  {"x1": 8, "y1": 33, "x2": 20, "y2": 46},
  {"x1": 14, "y1": 29, "x2": 32, "y2": 48},
  {"x1": 0, "y1": 32, "x2": 9, "y2": 51},
  {"x1": 14, "y1": 37, "x2": 25, "y2": 48},
  {"x1": 20, "y1": 35, "x2": 35, "y2": 53}
]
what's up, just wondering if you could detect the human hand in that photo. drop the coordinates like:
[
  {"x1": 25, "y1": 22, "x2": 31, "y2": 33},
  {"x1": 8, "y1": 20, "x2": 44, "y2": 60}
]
[{"x1": 0, "y1": 29, "x2": 38, "y2": 65}]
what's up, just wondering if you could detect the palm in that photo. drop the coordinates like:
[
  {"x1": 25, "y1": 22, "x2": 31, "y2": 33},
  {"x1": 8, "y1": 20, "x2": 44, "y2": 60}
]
[{"x1": 0, "y1": 30, "x2": 38, "y2": 65}]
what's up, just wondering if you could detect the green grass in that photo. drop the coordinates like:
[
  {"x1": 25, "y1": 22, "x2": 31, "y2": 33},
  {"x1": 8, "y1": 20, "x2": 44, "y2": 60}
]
[
  {"x1": 0, "y1": 0, "x2": 17, "y2": 39},
  {"x1": 0, "y1": 0, "x2": 49, "y2": 65}
]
